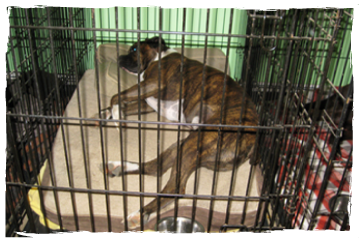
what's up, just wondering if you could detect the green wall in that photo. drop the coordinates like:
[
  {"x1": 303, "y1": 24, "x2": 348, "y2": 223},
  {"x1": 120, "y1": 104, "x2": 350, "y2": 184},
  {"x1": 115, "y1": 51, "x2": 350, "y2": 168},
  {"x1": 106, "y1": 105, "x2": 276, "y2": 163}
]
[
  {"x1": 7, "y1": 7, "x2": 352, "y2": 87},
  {"x1": 90, "y1": 7, "x2": 248, "y2": 80}
]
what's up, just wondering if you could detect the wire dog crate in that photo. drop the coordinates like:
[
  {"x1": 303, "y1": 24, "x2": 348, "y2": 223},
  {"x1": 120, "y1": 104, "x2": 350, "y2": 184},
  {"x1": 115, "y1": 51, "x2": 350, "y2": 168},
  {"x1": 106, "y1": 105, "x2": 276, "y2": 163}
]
[{"x1": 6, "y1": 7, "x2": 353, "y2": 235}]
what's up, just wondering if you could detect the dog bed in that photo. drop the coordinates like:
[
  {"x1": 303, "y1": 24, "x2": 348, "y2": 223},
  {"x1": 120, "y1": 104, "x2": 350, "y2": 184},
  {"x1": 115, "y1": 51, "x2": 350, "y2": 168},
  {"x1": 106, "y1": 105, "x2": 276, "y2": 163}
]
[{"x1": 28, "y1": 43, "x2": 263, "y2": 232}]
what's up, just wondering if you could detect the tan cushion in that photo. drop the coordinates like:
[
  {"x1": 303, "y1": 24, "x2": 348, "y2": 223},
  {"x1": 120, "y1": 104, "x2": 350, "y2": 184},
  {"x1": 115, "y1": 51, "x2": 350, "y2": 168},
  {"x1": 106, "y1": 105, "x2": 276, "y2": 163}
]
[{"x1": 41, "y1": 69, "x2": 260, "y2": 232}]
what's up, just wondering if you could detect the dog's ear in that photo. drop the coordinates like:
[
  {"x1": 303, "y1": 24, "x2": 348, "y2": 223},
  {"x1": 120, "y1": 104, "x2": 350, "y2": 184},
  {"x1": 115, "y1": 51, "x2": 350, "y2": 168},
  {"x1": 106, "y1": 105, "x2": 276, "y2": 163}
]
[
  {"x1": 146, "y1": 36, "x2": 168, "y2": 52},
  {"x1": 146, "y1": 36, "x2": 164, "y2": 44}
]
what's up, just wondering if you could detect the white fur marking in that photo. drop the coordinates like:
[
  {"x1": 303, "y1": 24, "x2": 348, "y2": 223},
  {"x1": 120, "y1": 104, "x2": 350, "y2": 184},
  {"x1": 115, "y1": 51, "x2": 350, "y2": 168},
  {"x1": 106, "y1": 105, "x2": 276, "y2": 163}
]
[
  {"x1": 111, "y1": 104, "x2": 123, "y2": 131},
  {"x1": 107, "y1": 161, "x2": 139, "y2": 172},
  {"x1": 191, "y1": 116, "x2": 200, "y2": 130},
  {"x1": 112, "y1": 104, "x2": 119, "y2": 120},
  {"x1": 106, "y1": 160, "x2": 122, "y2": 168},
  {"x1": 127, "y1": 209, "x2": 150, "y2": 229},
  {"x1": 128, "y1": 48, "x2": 178, "y2": 77},
  {"x1": 153, "y1": 48, "x2": 177, "y2": 62},
  {"x1": 124, "y1": 161, "x2": 139, "y2": 172},
  {"x1": 139, "y1": 72, "x2": 144, "y2": 82},
  {"x1": 105, "y1": 109, "x2": 112, "y2": 120},
  {"x1": 127, "y1": 210, "x2": 141, "y2": 229},
  {"x1": 145, "y1": 97, "x2": 186, "y2": 122}
]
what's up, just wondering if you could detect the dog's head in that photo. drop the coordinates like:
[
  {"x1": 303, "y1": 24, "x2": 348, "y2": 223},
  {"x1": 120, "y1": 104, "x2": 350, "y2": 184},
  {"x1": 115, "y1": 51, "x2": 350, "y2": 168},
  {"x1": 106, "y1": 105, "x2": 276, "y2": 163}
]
[{"x1": 118, "y1": 36, "x2": 169, "y2": 75}]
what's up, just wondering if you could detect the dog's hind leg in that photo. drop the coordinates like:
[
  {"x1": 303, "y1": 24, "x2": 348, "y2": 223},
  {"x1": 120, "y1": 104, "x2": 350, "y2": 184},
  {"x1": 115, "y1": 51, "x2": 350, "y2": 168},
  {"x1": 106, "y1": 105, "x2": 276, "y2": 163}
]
[
  {"x1": 125, "y1": 131, "x2": 257, "y2": 228},
  {"x1": 126, "y1": 133, "x2": 200, "y2": 229},
  {"x1": 127, "y1": 158, "x2": 196, "y2": 229}
]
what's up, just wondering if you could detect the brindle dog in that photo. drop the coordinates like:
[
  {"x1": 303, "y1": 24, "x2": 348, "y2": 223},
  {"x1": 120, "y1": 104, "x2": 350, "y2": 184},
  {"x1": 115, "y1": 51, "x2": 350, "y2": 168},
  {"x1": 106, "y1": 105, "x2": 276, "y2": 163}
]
[{"x1": 101, "y1": 37, "x2": 258, "y2": 229}]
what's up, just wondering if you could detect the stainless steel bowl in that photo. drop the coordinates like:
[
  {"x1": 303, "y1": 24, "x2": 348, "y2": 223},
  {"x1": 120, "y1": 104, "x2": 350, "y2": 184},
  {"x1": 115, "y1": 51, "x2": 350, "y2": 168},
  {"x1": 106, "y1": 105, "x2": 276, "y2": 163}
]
[{"x1": 155, "y1": 217, "x2": 205, "y2": 233}]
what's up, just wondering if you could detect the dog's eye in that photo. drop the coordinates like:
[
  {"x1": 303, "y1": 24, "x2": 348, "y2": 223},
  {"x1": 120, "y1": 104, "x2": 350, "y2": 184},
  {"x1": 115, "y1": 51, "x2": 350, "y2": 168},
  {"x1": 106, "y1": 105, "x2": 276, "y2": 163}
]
[{"x1": 131, "y1": 47, "x2": 137, "y2": 52}]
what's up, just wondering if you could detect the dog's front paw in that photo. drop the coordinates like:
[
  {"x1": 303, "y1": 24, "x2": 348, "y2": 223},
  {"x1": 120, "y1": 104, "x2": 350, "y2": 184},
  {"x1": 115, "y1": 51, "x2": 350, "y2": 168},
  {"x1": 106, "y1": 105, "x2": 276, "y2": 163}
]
[
  {"x1": 89, "y1": 108, "x2": 112, "y2": 126},
  {"x1": 127, "y1": 210, "x2": 150, "y2": 230},
  {"x1": 111, "y1": 104, "x2": 125, "y2": 129},
  {"x1": 99, "y1": 161, "x2": 122, "y2": 177}
]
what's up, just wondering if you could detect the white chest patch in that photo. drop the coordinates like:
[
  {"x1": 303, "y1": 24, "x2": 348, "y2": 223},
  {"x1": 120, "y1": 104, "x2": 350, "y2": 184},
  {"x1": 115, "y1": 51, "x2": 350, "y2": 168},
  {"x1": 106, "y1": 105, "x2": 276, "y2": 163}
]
[
  {"x1": 153, "y1": 48, "x2": 178, "y2": 62},
  {"x1": 191, "y1": 116, "x2": 200, "y2": 130},
  {"x1": 136, "y1": 49, "x2": 187, "y2": 123},
  {"x1": 145, "y1": 96, "x2": 185, "y2": 123},
  {"x1": 139, "y1": 72, "x2": 144, "y2": 82}
]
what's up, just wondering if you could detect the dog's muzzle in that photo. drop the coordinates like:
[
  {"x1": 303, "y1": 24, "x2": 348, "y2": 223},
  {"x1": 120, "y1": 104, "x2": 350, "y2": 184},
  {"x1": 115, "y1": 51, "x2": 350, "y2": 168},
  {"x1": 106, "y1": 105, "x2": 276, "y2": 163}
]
[{"x1": 118, "y1": 55, "x2": 139, "y2": 74}]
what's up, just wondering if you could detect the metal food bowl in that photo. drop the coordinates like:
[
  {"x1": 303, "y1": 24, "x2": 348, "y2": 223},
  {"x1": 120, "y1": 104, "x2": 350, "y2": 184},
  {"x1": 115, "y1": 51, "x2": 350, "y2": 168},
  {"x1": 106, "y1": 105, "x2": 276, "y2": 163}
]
[{"x1": 155, "y1": 217, "x2": 205, "y2": 233}]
